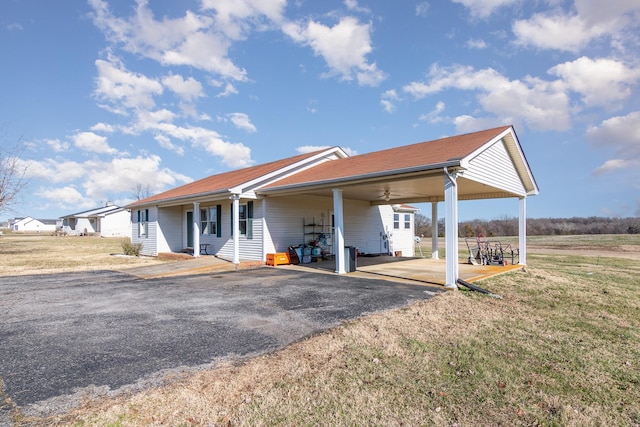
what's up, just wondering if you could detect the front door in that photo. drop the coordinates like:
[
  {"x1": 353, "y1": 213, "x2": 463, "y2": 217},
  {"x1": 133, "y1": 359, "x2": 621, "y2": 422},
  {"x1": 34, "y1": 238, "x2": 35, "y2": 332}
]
[{"x1": 186, "y1": 211, "x2": 193, "y2": 247}]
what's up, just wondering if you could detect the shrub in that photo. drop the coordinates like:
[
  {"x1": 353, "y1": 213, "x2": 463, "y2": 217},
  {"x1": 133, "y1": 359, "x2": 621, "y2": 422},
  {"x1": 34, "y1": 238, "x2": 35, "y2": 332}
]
[{"x1": 121, "y1": 239, "x2": 142, "y2": 256}]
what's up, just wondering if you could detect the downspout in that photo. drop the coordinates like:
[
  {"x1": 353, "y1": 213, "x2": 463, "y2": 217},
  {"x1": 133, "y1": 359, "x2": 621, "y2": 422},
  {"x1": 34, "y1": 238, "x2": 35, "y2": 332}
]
[{"x1": 444, "y1": 167, "x2": 459, "y2": 289}]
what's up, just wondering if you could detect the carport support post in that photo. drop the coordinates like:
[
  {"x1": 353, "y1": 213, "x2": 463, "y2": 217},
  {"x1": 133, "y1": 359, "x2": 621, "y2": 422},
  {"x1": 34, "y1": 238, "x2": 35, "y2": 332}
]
[
  {"x1": 333, "y1": 188, "x2": 346, "y2": 274},
  {"x1": 444, "y1": 169, "x2": 459, "y2": 289},
  {"x1": 431, "y1": 202, "x2": 439, "y2": 259},
  {"x1": 519, "y1": 197, "x2": 527, "y2": 265},
  {"x1": 232, "y1": 194, "x2": 240, "y2": 264},
  {"x1": 193, "y1": 202, "x2": 200, "y2": 257}
]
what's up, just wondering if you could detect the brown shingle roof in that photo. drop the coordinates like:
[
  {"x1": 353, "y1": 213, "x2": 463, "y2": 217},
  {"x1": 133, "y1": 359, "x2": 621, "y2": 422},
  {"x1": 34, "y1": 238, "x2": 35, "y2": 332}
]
[
  {"x1": 128, "y1": 148, "x2": 331, "y2": 207},
  {"x1": 264, "y1": 126, "x2": 511, "y2": 189},
  {"x1": 128, "y1": 126, "x2": 512, "y2": 207}
]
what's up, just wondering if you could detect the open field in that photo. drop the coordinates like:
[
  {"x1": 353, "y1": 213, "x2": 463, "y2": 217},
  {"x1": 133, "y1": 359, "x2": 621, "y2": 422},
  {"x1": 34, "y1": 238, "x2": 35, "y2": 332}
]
[{"x1": 3, "y1": 234, "x2": 640, "y2": 426}]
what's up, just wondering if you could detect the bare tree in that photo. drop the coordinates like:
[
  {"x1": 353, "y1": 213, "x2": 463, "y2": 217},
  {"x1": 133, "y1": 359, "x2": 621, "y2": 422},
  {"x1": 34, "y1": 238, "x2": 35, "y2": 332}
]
[
  {"x1": 414, "y1": 213, "x2": 431, "y2": 237},
  {"x1": 0, "y1": 142, "x2": 28, "y2": 213},
  {"x1": 131, "y1": 183, "x2": 153, "y2": 201}
]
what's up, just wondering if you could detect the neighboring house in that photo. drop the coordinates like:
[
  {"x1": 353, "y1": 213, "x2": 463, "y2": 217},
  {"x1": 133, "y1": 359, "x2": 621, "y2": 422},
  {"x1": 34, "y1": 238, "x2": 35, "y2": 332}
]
[
  {"x1": 60, "y1": 204, "x2": 131, "y2": 237},
  {"x1": 128, "y1": 126, "x2": 539, "y2": 286},
  {"x1": 10, "y1": 217, "x2": 58, "y2": 233}
]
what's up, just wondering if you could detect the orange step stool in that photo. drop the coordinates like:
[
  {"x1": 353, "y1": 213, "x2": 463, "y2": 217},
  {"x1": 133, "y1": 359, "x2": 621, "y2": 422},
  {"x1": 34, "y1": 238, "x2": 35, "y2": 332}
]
[{"x1": 266, "y1": 252, "x2": 290, "y2": 266}]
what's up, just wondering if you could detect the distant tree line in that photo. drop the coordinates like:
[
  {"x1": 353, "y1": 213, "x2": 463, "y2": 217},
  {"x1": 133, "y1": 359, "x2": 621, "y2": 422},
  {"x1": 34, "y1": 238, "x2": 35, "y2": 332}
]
[{"x1": 414, "y1": 214, "x2": 640, "y2": 238}]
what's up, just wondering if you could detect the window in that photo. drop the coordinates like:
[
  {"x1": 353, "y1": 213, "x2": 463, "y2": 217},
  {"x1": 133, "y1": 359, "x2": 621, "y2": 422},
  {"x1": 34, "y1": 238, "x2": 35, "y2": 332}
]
[
  {"x1": 209, "y1": 207, "x2": 218, "y2": 236},
  {"x1": 393, "y1": 213, "x2": 399, "y2": 229},
  {"x1": 404, "y1": 214, "x2": 411, "y2": 229},
  {"x1": 239, "y1": 204, "x2": 247, "y2": 235},
  {"x1": 138, "y1": 209, "x2": 148, "y2": 237},
  {"x1": 200, "y1": 207, "x2": 219, "y2": 236},
  {"x1": 200, "y1": 209, "x2": 208, "y2": 234},
  {"x1": 231, "y1": 200, "x2": 253, "y2": 239}
]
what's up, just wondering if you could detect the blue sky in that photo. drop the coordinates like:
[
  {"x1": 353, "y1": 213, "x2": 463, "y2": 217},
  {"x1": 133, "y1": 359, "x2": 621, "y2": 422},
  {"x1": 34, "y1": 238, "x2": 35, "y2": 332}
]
[{"x1": 2, "y1": 0, "x2": 639, "y2": 222}]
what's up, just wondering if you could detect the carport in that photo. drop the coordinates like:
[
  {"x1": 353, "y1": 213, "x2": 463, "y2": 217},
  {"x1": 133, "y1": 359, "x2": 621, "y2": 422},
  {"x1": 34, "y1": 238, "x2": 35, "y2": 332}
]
[{"x1": 259, "y1": 126, "x2": 538, "y2": 288}]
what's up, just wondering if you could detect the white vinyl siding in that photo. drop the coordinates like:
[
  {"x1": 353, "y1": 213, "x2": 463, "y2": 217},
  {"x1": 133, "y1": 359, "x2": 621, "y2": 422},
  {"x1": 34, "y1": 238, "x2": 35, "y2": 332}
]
[
  {"x1": 263, "y1": 195, "x2": 407, "y2": 256},
  {"x1": 156, "y1": 206, "x2": 183, "y2": 254},
  {"x1": 218, "y1": 199, "x2": 263, "y2": 261},
  {"x1": 134, "y1": 206, "x2": 159, "y2": 256},
  {"x1": 464, "y1": 139, "x2": 527, "y2": 196}
]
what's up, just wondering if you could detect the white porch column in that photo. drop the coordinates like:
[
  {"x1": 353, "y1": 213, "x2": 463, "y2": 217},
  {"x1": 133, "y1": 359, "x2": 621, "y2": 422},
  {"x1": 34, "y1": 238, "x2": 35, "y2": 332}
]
[
  {"x1": 193, "y1": 202, "x2": 200, "y2": 257},
  {"x1": 261, "y1": 197, "x2": 267, "y2": 261},
  {"x1": 333, "y1": 188, "x2": 346, "y2": 274},
  {"x1": 444, "y1": 170, "x2": 459, "y2": 289},
  {"x1": 431, "y1": 202, "x2": 439, "y2": 259},
  {"x1": 232, "y1": 194, "x2": 240, "y2": 264},
  {"x1": 519, "y1": 197, "x2": 527, "y2": 265}
]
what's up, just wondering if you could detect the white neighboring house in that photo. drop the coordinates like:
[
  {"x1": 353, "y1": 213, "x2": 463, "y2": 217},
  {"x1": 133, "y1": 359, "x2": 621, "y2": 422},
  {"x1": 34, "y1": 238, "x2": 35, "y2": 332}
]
[
  {"x1": 10, "y1": 217, "x2": 58, "y2": 232},
  {"x1": 60, "y1": 204, "x2": 131, "y2": 237}
]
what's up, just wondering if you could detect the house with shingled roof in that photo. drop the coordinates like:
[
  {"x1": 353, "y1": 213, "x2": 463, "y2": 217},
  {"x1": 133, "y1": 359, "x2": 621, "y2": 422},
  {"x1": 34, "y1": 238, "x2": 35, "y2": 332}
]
[
  {"x1": 60, "y1": 203, "x2": 131, "y2": 237},
  {"x1": 127, "y1": 125, "x2": 538, "y2": 288}
]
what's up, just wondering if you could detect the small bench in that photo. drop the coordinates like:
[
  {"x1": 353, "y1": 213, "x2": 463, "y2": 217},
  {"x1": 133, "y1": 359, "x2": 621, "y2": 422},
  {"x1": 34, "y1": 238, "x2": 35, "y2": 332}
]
[{"x1": 199, "y1": 243, "x2": 210, "y2": 255}]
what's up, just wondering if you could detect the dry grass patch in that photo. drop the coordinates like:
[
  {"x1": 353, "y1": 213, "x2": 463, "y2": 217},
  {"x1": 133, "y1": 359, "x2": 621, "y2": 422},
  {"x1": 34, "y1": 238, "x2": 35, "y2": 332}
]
[
  {"x1": 13, "y1": 236, "x2": 640, "y2": 426},
  {"x1": 0, "y1": 234, "x2": 166, "y2": 276}
]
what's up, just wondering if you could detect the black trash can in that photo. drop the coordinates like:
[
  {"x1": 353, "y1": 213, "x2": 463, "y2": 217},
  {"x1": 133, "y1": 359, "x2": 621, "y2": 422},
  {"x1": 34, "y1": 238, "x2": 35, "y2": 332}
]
[{"x1": 344, "y1": 246, "x2": 357, "y2": 272}]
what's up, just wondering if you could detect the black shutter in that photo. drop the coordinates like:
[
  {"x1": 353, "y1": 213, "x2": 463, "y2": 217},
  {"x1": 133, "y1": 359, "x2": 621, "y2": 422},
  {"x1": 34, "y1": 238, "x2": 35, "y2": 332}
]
[
  {"x1": 216, "y1": 204, "x2": 222, "y2": 237},
  {"x1": 247, "y1": 201, "x2": 254, "y2": 240}
]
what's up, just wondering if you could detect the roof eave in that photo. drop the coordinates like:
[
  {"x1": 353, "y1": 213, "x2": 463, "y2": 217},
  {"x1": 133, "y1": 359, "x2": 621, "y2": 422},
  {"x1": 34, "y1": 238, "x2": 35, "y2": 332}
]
[{"x1": 259, "y1": 159, "x2": 464, "y2": 195}]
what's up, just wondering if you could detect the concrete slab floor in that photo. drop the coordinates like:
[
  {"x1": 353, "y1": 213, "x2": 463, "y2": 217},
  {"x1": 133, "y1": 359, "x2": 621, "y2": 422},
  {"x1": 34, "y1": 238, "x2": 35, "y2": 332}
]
[{"x1": 283, "y1": 256, "x2": 524, "y2": 287}]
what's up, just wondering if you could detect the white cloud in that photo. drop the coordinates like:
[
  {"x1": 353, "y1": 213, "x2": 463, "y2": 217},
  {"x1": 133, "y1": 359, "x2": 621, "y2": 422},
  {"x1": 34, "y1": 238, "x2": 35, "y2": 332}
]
[
  {"x1": 200, "y1": 0, "x2": 287, "y2": 39},
  {"x1": 7, "y1": 22, "x2": 23, "y2": 31},
  {"x1": 548, "y1": 57, "x2": 640, "y2": 107},
  {"x1": 154, "y1": 134, "x2": 185, "y2": 155},
  {"x1": 418, "y1": 101, "x2": 446, "y2": 124},
  {"x1": 29, "y1": 154, "x2": 193, "y2": 208},
  {"x1": 513, "y1": 13, "x2": 609, "y2": 52},
  {"x1": 283, "y1": 16, "x2": 386, "y2": 86},
  {"x1": 465, "y1": 38, "x2": 487, "y2": 49},
  {"x1": 574, "y1": 0, "x2": 640, "y2": 26},
  {"x1": 46, "y1": 139, "x2": 69, "y2": 152},
  {"x1": 72, "y1": 131, "x2": 118, "y2": 155},
  {"x1": 94, "y1": 56, "x2": 163, "y2": 113},
  {"x1": 415, "y1": 2, "x2": 430, "y2": 17},
  {"x1": 36, "y1": 186, "x2": 90, "y2": 207},
  {"x1": 124, "y1": 109, "x2": 252, "y2": 167},
  {"x1": 216, "y1": 82, "x2": 239, "y2": 97},
  {"x1": 512, "y1": 1, "x2": 640, "y2": 52},
  {"x1": 81, "y1": 155, "x2": 192, "y2": 200},
  {"x1": 403, "y1": 64, "x2": 571, "y2": 131},
  {"x1": 161, "y1": 73, "x2": 204, "y2": 102},
  {"x1": 227, "y1": 112, "x2": 257, "y2": 133},
  {"x1": 88, "y1": 0, "x2": 248, "y2": 80},
  {"x1": 344, "y1": 0, "x2": 370, "y2": 14},
  {"x1": 452, "y1": 115, "x2": 506, "y2": 134},
  {"x1": 451, "y1": 0, "x2": 519, "y2": 18},
  {"x1": 146, "y1": 121, "x2": 252, "y2": 168},
  {"x1": 586, "y1": 111, "x2": 640, "y2": 174},
  {"x1": 592, "y1": 159, "x2": 638, "y2": 175},
  {"x1": 90, "y1": 122, "x2": 116, "y2": 133},
  {"x1": 22, "y1": 159, "x2": 86, "y2": 183},
  {"x1": 380, "y1": 89, "x2": 400, "y2": 113}
]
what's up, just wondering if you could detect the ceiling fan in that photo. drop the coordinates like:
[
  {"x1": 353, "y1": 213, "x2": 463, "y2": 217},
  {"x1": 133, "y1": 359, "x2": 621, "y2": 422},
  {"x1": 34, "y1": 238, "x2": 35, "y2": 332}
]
[{"x1": 379, "y1": 189, "x2": 398, "y2": 202}]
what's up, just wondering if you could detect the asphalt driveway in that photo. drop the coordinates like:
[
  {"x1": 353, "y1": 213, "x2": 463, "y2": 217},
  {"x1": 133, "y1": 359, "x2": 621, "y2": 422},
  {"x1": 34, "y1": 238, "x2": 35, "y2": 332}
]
[{"x1": 0, "y1": 267, "x2": 442, "y2": 420}]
